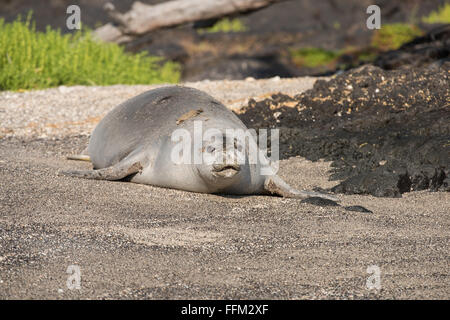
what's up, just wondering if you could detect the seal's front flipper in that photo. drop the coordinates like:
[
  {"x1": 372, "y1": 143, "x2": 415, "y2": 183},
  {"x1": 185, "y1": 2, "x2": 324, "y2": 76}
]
[
  {"x1": 67, "y1": 147, "x2": 90, "y2": 161},
  {"x1": 61, "y1": 161, "x2": 142, "y2": 181},
  {"x1": 67, "y1": 154, "x2": 91, "y2": 161},
  {"x1": 264, "y1": 175, "x2": 339, "y2": 202}
]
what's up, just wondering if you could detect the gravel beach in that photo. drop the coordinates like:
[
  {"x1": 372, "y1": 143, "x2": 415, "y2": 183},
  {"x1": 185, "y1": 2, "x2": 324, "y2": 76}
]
[
  {"x1": 0, "y1": 77, "x2": 319, "y2": 138},
  {"x1": 0, "y1": 77, "x2": 448, "y2": 299}
]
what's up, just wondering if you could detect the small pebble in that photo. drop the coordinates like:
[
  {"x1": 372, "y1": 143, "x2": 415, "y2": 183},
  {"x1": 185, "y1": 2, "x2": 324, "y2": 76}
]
[
  {"x1": 301, "y1": 197, "x2": 339, "y2": 206},
  {"x1": 344, "y1": 205, "x2": 373, "y2": 213}
]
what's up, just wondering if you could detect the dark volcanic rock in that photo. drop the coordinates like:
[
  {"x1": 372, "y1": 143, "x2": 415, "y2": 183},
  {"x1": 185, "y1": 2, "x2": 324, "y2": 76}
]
[
  {"x1": 330, "y1": 168, "x2": 411, "y2": 198},
  {"x1": 183, "y1": 54, "x2": 298, "y2": 81},
  {"x1": 237, "y1": 64, "x2": 450, "y2": 197}
]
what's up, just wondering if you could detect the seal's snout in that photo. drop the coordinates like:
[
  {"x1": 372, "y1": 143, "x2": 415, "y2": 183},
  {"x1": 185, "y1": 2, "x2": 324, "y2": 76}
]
[
  {"x1": 213, "y1": 163, "x2": 240, "y2": 172},
  {"x1": 212, "y1": 163, "x2": 240, "y2": 178}
]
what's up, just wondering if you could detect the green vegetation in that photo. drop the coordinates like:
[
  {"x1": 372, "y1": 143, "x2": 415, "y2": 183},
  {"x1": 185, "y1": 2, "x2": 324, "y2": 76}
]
[
  {"x1": 356, "y1": 51, "x2": 377, "y2": 63},
  {"x1": 422, "y1": 3, "x2": 450, "y2": 24},
  {"x1": 333, "y1": 21, "x2": 341, "y2": 30},
  {"x1": 0, "y1": 13, "x2": 180, "y2": 91},
  {"x1": 290, "y1": 46, "x2": 379, "y2": 70},
  {"x1": 289, "y1": 5, "x2": 449, "y2": 70},
  {"x1": 371, "y1": 23, "x2": 423, "y2": 51},
  {"x1": 198, "y1": 18, "x2": 247, "y2": 34},
  {"x1": 290, "y1": 47, "x2": 340, "y2": 68}
]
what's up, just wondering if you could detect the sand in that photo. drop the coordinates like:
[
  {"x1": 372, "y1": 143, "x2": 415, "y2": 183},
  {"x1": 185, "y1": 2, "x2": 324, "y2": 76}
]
[{"x1": 0, "y1": 78, "x2": 448, "y2": 299}]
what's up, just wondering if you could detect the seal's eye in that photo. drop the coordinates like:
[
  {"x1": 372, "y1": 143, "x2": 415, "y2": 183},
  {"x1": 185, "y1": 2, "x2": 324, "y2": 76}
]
[{"x1": 206, "y1": 146, "x2": 215, "y2": 153}]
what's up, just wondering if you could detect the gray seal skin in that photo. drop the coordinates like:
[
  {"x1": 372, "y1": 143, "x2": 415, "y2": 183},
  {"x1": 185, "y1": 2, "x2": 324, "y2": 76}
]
[{"x1": 63, "y1": 86, "x2": 338, "y2": 201}]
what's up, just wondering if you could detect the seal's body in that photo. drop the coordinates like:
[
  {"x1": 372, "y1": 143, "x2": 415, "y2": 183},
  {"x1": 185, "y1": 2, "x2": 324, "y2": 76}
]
[{"x1": 64, "y1": 86, "x2": 337, "y2": 201}]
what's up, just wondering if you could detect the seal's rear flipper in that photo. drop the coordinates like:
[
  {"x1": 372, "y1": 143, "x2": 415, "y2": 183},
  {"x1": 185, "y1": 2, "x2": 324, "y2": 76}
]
[
  {"x1": 264, "y1": 175, "x2": 339, "y2": 202},
  {"x1": 61, "y1": 161, "x2": 142, "y2": 181}
]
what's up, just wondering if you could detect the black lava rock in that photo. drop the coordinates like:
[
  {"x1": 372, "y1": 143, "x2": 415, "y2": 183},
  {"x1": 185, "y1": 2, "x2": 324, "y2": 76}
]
[{"x1": 238, "y1": 64, "x2": 449, "y2": 197}]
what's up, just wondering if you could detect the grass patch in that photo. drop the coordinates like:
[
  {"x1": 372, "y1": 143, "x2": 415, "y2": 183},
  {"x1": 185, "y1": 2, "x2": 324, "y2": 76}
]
[
  {"x1": 290, "y1": 47, "x2": 340, "y2": 68},
  {"x1": 371, "y1": 23, "x2": 423, "y2": 51},
  {"x1": 198, "y1": 17, "x2": 247, "y2": 34},
  {"x1": 0, "y1": 13, "x2": 180, "y2": 91},
  {"x1": 422, "y1": 3, "x2": 450, "y2": 24},
  {"x1": 355, "y1": 51, "x2": 377, "y2": 63},
  {"x1": 289, "y1": 46, "x2": 379, "y2": 71}
]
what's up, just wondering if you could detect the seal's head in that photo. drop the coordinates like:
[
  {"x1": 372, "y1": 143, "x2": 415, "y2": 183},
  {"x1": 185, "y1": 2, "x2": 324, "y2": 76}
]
[{"x1": 196, "y1": 133, "x2": 245, "y2": 190}]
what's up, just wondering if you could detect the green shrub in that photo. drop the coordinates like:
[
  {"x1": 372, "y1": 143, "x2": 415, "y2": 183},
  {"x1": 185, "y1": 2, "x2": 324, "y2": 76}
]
[
  {"x1": 198, "y1": 18, "x2": 247, "y2": 34},
  {"x1": 371, "y1": 23, "x2": 423, "y2": 51},
  {"x1": 290, "y1": 47, "x2": 340, "y2": 68},
  {"x1": 0, "y1": 13, "x2": 180, "y2": 91},
  {"x1": 422, "y1": 3, "x2": 450, "y2": 24}
]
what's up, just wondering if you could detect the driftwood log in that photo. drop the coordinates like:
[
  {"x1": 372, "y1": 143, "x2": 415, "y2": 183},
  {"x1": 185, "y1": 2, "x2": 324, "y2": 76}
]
[{"x1": 94, "y1": 0, "x2": 287, "y2": 43}]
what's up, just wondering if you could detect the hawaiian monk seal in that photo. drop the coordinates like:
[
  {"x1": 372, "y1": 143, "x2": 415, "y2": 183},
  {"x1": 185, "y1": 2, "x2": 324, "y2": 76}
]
[{"x1": 63, "y1": 86, "x2": 338, "y2": 201}]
